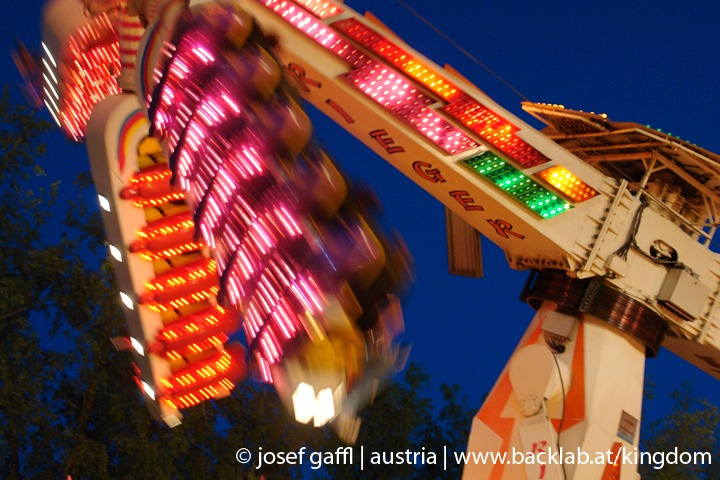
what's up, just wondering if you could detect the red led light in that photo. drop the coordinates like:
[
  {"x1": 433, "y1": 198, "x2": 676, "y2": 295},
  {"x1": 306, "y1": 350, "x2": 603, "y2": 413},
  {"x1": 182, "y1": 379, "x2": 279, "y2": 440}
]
[
  {"x1": 141, "y1": 258, "x2": 219, "y2": 311},
  {"x1": 129, "y1": 192, "x2": 186, "y2": 208},
  {"x1": 134, "y1": 239, "x2": 203, "y2": 261},
  {"x1": 260, "y1": 0, "x2": 369, "y2": 67},
  {"x1": 58, "y1": 13, "x2": 121, "y2": 140},
  {"x1": 333, "y1": 18, "x2": 461, "y2": 102},
  {"x1": 342, "y1": 62, "x2": 478, "y2": 154},
  {"x1": 135, "y1": 211, "x2": 195, "y2": 241},
  {"x1": 290, "y1": 0, "x2": 343, "y2": 18},
  {"x1": 121, "y1": 163, "x2": 187, "y2": 208},
  {"x1": 131, "y1": 162, "x2": 173, "y2": 182},
  {"x1": 160, "y1": 345, "x2": 246, "y2": 405},
  {"x1": 153, "y1": 305, "x2": 241, "y2": 354},
  {"x1": 442, "y1": 95, "x2": 549, "y2": 168}
]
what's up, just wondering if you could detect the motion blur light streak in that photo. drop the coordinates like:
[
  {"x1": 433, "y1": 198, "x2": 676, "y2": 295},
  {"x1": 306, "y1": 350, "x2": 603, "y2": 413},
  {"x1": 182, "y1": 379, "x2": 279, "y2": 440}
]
[
  {"x1": 58, "y1": 12, "x2": 121, "y2": 139},
  {"x1": 141, "y1": 2, "x2": 410, "y2": 438},
  {"x1": 44, "y1": 0, "x2": 409, "y2": 437}
]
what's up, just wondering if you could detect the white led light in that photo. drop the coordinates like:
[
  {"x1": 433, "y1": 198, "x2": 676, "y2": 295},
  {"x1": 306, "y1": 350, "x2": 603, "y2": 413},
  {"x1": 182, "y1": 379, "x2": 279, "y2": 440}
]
[
  {"x1": 142, "y1": 381, "x2": 156, "y2": 400},
  {"x1": 130, "y1": 337, "x2": 144, "y2": 356},
  {"x1": 44, "y1": 99, "x2": 61, "y2": 126},
  {"x1": 43, "y1": 87, "x2": 60, "y2": 113},
  {"x1": 42, "y1": 42, "x2": 57, "y2": 68},
  {"x1": 120, "y1": 292, "x2": 134, "y2": 310},
  {"x1": 98, "y1": 194, "x2": 111, "y2": 212},
  {"x1": 314, "y1": 388, "x2": 335, "y2": 427},
  {"x1": 109, "y1": 244, "x2": 123, "y2": 262},
  {"x1": 42, "y1": 58, "x2": 57, "y2": 84},
  {"x1": 292, "y1": 382, "x2": 316, "y2": 424},
  {"x1": 42, "y1": 73, "x2": 59, "y2": 99}
]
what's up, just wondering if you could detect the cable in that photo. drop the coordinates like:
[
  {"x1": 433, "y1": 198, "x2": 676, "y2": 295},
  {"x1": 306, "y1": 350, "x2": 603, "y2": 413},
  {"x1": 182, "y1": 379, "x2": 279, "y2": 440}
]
[
  {"x1": 544, "y1": 333, "x2": 566, "y2": 353},
  {"x1": 612, "y1": 196, "x2": 688, "y2": 268},
  {"x1": 390, "y1": 0, "x2": 635, "y2": 184},
  {"x1": 613, "y1": 199, "x2": 648, "y2": 261},
  {"x1": 391, "y1": 0, "x2": 532, "y2": 104}
]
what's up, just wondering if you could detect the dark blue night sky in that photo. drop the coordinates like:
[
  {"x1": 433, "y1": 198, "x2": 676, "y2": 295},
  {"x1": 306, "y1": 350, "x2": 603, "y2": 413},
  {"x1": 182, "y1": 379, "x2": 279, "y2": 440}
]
[{"x1": 3, "y1": 0, "x2": 720, "y2": 431}]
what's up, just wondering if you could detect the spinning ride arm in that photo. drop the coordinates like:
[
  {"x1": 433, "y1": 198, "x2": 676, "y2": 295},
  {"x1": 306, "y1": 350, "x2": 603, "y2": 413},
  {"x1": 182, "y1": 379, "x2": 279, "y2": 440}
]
[{"x1": 40, "y1": 0, "x2": 720, "y2": 478}]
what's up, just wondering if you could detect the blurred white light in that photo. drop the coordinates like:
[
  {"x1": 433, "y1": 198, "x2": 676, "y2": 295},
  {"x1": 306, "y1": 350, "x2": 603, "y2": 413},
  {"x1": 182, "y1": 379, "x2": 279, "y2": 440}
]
[
  {"x1": 42, "y1": 74, "x2": 59, "y2": 99},
  {"x1": 43, "y1": 87, "x2": 60, "y2": 113},
  {"x1": 98, "y1": 195, "x2": 111, "y2": 212},
  {"x1": 44, "y1": 99, "x2": 61, "y2": 126},
  {"x1": 42, "y1": 42, "x2": 57, "y2": 68},
  {"x1": 120, "y1": 292, "x2": 134, "y2": 310},
  {"x1": 109, "y1": 244, "x2": 122, "y2": 262},
  {"x1": 42, "y1": 58, "x2": 57, "y2": 84},
  {"x1": 314, "y1": 388, "x2": 335, "y2": 427},
  {"x1": 142, "y1": 381, "x2": 156, "y2": 400},
  {"x1": 292, "y1": 382, "x2": 316, "y2": 424},
  {"x1": 130, "y1": 337, "x2": 144, "y2": 356},
  {"x1": 163, "y1": 414, "x2": 182, "y2": 428}
]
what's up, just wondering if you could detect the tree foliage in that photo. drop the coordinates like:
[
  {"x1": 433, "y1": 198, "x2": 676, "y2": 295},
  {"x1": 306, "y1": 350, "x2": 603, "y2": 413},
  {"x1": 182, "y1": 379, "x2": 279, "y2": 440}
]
[
  {"x1": 0, "y1": 85, "x2": 61, "y2": 480},
  {"x1": 640, "y1": 380, "x2": 720, "y2": 480},
  {"x1": 0, "y1": 89, "x2": 475, "y2": 480},
  {"x1": 3, "y1": 89, "x2": 719, "y2": 480}
]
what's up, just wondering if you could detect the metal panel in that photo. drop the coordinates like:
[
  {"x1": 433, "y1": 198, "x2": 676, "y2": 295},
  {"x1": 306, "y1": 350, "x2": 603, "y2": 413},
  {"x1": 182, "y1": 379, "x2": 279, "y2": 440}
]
[{"x1": 445, "y1": 207, "x2": 483, "y2": 278}]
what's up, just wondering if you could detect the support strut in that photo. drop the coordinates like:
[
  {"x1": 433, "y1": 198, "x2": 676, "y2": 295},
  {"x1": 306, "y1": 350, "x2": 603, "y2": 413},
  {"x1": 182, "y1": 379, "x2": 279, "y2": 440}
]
[{"x1": 463, "y1": 269, "x2": 668, "y2": 480}]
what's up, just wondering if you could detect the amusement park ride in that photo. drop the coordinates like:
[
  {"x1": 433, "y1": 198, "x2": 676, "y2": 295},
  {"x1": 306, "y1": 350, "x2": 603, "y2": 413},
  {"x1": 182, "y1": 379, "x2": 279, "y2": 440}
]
[{"x1": 35, "y1": 0, "x2": 720, "y2": 478}]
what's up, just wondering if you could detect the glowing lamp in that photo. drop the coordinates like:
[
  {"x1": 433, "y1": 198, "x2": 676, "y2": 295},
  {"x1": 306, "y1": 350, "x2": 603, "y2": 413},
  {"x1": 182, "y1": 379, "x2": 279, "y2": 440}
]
[
  {"x1": 109, "y1": 244, "x2": 123, "y2": 262},
  {"x1": 290, "y1": 0, "x2": 344, "y2": 18},
  {"x1": 292, "y1": 382, "x2": 316, "y2": 424},
  {"x1": 342, "y1": 61, "x2": 477, "y2": 154},
  {"x1": 314, "y1": 387, "x2": 335, "y2": 427},
  {"x1": 464, "y1": 152, "x2": 572, "y2": 219},
  {"x1": 260, "y1": 0, "x2": 368, "y2": 67},
  {"x1": 130, "y1": 337, "x2": 145, "y2": 356},
  {"x1": 535, "y1": 165, "x2": 598, "y2": 202},
  {"x1": 443, "y1": 96, "x2": 549, "y2": 168},
  {"x1": 98, "y1": 194, "x2": 111, "y2": 212},
  {"x1": 333, "y1": 18, "x2": 462, "y2": 101},
  {"x1": 120, "y1": 292, "x2": 134, "y2": 310},
  {"x1": 142, "y1": 381, "x2": 156, "y2": 400}
]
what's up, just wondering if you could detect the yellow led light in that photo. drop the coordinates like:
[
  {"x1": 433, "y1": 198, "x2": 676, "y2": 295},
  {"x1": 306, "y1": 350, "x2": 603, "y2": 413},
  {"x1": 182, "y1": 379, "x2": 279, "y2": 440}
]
[{"x1": 535, "y1": 166, "x2": 598, "y2": 202}]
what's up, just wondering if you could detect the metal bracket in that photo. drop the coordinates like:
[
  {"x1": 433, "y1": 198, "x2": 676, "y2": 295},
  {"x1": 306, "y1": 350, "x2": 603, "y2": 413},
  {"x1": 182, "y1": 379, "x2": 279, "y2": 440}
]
[
  {"x1": 581, "y1": 179, "x2": 629, "y2": 274},
  {"x1": 579, "y1": 279, "x2": 603, "y2": 313}
]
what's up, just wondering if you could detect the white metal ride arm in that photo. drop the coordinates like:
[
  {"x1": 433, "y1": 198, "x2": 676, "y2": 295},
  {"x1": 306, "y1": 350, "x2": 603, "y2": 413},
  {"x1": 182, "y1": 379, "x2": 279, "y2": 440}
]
[
  {"x1": 40, "y1": 0, "x2": 720, "y2": 478},
  {"x1": 233, "y1": 0, "x2": 720, "y2": 377},
  {"x1": 216, "y1": 1, "x2": 720, "y2": 479}
]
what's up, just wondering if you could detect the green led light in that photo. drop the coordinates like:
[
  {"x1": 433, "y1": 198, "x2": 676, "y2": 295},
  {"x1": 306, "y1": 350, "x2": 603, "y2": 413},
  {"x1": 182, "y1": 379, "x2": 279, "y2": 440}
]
[{"x1": 463, "y1": 152, "x2": 572, "y2": 218}]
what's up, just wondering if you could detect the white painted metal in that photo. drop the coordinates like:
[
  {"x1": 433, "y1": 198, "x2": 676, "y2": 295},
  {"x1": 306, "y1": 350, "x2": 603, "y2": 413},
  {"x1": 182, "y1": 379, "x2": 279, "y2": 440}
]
[
  {"x1": 41, "y1": 2, "x2": 720, "y2": 479},
  {"x1": 85, "y1": 94, "x2": 182, "y2": 427},
  {"x1": 463, "y1": 302, "x2": 646, "y2": 480},
  {"x1": 230, "y1": 0, "x2": 720, "y2": 382}
]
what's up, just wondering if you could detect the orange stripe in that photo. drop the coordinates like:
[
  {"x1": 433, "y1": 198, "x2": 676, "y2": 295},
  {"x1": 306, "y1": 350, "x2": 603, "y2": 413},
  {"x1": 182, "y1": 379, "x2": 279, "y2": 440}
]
[
  {"x1": 478, "y1": 320, "x2": 545, "y2": 418},
  {"x1": 476, "y1": 317, "x2": 546, "y2": 479},
  {"x1": 601, "y1": 442, "x2": 622, "y2": 480},
  {"x1": 479, "y1": 372, "x2": 512, "y2": 418},
  {"x1": 563, "y1": 321, "x2": 586, "y2": 431},
  {"x1": 483, "y1": 417, "x2": 515, "y2": 480}
]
